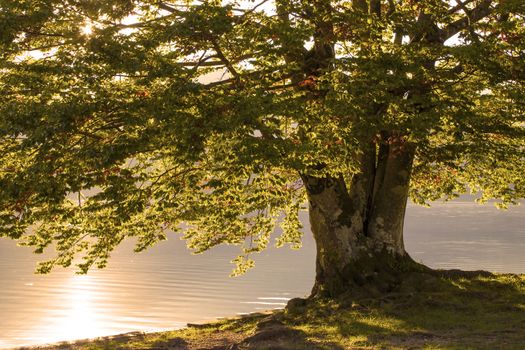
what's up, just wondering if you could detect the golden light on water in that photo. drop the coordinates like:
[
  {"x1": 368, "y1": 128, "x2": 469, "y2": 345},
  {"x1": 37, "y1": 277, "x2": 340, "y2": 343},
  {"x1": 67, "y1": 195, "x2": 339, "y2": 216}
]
[
  {"x1": 62, "y1": 276, "x2": 101, "y2": 339},
  {"x1": 38, "y1": 275, "x2": 108, "y2": 344}
]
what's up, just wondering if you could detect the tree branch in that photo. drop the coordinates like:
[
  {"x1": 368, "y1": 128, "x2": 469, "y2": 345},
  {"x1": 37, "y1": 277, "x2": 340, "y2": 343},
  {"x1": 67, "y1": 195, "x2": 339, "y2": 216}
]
[
  {"x1": 447, "y1": 0, "x2": 478, "y2": 15},
  {"x1": 157, "y1": 2, "x2": 184, "y2": 15},
  {"x1": 440, "y1": 0, "x2": 495, "y2": 40},
  {"x1": 211, "y1": 38, "x2": 240, "y2": 80}
]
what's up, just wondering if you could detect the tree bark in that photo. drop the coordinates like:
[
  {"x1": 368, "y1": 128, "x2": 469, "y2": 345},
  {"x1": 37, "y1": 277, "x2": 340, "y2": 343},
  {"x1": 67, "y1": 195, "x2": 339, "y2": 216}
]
[
  {"x1": 294, "y1": 0, "x2": 427, "y2": 299},
  {"x1": 367, "y1": 137, "x2": 415, "y2": 255},
  {"x1": 304, "y1": 139, "x2": 419, "y2": 298}
]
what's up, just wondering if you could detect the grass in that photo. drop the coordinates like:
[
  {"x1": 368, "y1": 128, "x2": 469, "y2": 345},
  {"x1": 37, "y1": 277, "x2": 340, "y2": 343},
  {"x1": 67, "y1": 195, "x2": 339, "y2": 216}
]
[{"x1": 22, "y1": 272, "x2": 525, "y2": 350}]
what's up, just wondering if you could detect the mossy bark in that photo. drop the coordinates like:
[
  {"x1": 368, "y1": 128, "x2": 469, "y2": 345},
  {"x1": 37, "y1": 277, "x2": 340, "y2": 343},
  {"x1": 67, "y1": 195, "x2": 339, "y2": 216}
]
[{"x1": 304, "y1": 140, "x2": 421, "y2": 298}]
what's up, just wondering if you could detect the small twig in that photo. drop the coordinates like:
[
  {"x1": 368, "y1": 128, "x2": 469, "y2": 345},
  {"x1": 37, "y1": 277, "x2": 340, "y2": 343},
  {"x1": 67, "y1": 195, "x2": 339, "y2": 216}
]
[{"x1": 211, "y1": 38, "x2": 240, "y2": 80}]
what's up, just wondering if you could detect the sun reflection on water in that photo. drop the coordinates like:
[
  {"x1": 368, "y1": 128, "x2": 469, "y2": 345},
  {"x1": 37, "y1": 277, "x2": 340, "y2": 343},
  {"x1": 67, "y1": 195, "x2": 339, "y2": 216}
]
[{"x1": 39, "y1": 274, "x2": 108, "y2": 344}]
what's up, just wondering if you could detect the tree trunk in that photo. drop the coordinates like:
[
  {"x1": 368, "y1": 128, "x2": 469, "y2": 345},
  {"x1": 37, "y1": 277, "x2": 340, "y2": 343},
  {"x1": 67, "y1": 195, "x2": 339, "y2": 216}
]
[
  {"x1": 304, "y1": 139, "x2": 421, "y2": 298},
  {"x1": 290, "y1": 0, "x2": 428, "y2": 299}
]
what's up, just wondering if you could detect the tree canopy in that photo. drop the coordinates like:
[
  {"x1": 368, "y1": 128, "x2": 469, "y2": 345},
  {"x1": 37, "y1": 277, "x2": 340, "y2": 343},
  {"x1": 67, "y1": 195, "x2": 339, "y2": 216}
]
[{"x1": 1, "y1": 0, "x2": 524, "y2": 276}]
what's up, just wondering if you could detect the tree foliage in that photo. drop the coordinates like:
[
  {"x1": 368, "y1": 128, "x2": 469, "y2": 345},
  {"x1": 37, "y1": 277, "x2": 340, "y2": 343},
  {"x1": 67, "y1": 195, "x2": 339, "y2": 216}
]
[{"x1": 0, "y1": 0, "x2": 524, "y2": 274}]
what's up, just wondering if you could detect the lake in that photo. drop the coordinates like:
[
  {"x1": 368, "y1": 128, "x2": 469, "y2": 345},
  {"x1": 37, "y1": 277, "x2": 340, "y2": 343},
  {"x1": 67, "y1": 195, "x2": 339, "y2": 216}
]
[{"x1": 1, "y1": 201, "x2": 524, "y2": 349}]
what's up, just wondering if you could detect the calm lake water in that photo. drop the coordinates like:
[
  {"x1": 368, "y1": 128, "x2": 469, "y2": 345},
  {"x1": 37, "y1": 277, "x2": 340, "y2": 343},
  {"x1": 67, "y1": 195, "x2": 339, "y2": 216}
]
[{"x1": 1, "y1": 201, "x2": 524, "y2": 348}]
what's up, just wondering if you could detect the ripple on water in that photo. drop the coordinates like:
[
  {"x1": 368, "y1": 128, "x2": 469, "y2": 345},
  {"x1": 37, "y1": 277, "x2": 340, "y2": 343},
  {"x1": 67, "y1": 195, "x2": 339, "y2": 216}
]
[{"x1": 1, "y1": 203, "x2": 524, "y2": 348}]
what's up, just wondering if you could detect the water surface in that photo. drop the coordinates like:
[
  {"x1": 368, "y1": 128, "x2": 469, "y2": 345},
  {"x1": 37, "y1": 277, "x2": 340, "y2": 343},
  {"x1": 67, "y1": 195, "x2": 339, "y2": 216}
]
[{"x1": 1, "y1": 202, "x2": 524, "y2": 348}]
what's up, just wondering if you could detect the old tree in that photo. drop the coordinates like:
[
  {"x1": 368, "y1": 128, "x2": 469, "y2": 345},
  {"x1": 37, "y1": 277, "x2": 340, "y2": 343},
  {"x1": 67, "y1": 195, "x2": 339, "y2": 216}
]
[{"x1": 1, "y1": 0, "x2": 524, "y2": 298}]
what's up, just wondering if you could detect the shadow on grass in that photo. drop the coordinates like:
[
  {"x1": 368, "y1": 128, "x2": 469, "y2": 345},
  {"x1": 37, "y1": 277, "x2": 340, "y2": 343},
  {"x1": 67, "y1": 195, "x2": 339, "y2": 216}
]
[
  {"x1": 148, "y1": 337, "x2": 190, "y2": 350},
  {"x1": 285, "y1": 270, "x2": 525, "y2": 349},
  {"x1": 238, "y1": 316, "x2": 345, "y2": 350}
]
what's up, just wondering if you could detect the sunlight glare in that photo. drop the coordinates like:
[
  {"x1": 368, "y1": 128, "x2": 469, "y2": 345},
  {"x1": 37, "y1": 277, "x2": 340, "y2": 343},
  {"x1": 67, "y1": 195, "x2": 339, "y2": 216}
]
[
  {"x1": 81, "y1": 23, "x2": 93, "y2": 36},
  {"x1": 39, "y1": 274, "x2": 108, "y2": 344}
]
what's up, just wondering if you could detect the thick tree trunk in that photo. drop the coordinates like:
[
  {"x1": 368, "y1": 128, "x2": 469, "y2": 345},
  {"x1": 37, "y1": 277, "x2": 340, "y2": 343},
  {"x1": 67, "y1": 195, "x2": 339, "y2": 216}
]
[
  {"x1": 287, "y1": 0, "x2": 429, "y2": 299},
  {"x1": 367, "y1": 137, "x2": 414, "y2": 255},
  {"x1": 304, "y1": 140, "x2": 420, "y2": 298}
]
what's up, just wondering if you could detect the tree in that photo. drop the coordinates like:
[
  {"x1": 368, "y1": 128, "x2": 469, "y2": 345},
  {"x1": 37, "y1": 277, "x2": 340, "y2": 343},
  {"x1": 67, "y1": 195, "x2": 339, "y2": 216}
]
[{"x1": 0, "y1": 0, "x2": 524, "y2": 298}]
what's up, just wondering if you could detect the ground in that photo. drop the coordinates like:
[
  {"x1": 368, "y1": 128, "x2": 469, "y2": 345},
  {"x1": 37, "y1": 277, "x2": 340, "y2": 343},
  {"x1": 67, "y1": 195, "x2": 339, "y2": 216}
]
[{"x1": 20, "y1": 272, "x2": 525, "y2": 350}]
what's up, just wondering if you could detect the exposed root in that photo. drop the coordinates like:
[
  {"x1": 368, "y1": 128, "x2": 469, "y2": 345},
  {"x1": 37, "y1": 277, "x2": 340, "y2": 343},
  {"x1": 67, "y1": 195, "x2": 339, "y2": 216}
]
[{"x1": 288, "y1": 258, "x2": 496, "y2": 312}]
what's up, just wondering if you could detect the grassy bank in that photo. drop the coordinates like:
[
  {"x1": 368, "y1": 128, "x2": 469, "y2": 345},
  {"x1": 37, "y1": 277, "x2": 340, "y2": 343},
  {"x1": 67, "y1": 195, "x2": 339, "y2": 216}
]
[{"x1": 25, "y1": 272, "x2": 524, "y2": 350}]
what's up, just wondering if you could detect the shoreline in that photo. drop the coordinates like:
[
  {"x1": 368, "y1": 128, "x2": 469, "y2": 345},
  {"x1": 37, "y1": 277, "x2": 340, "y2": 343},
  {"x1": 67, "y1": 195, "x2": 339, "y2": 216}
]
[
  {"x1": 8, "y1": 272, "x2": 525, "y2": 350},
  {"x1": 8, "y1": 312, "x2": 274, "y2": 350}
]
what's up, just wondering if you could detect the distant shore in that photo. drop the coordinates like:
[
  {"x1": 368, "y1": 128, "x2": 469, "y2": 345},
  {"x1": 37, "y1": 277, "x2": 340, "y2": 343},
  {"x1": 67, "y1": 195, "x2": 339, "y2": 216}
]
[{"x1": 14, "y1": 272, "x2": 525, "y2": 350}]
